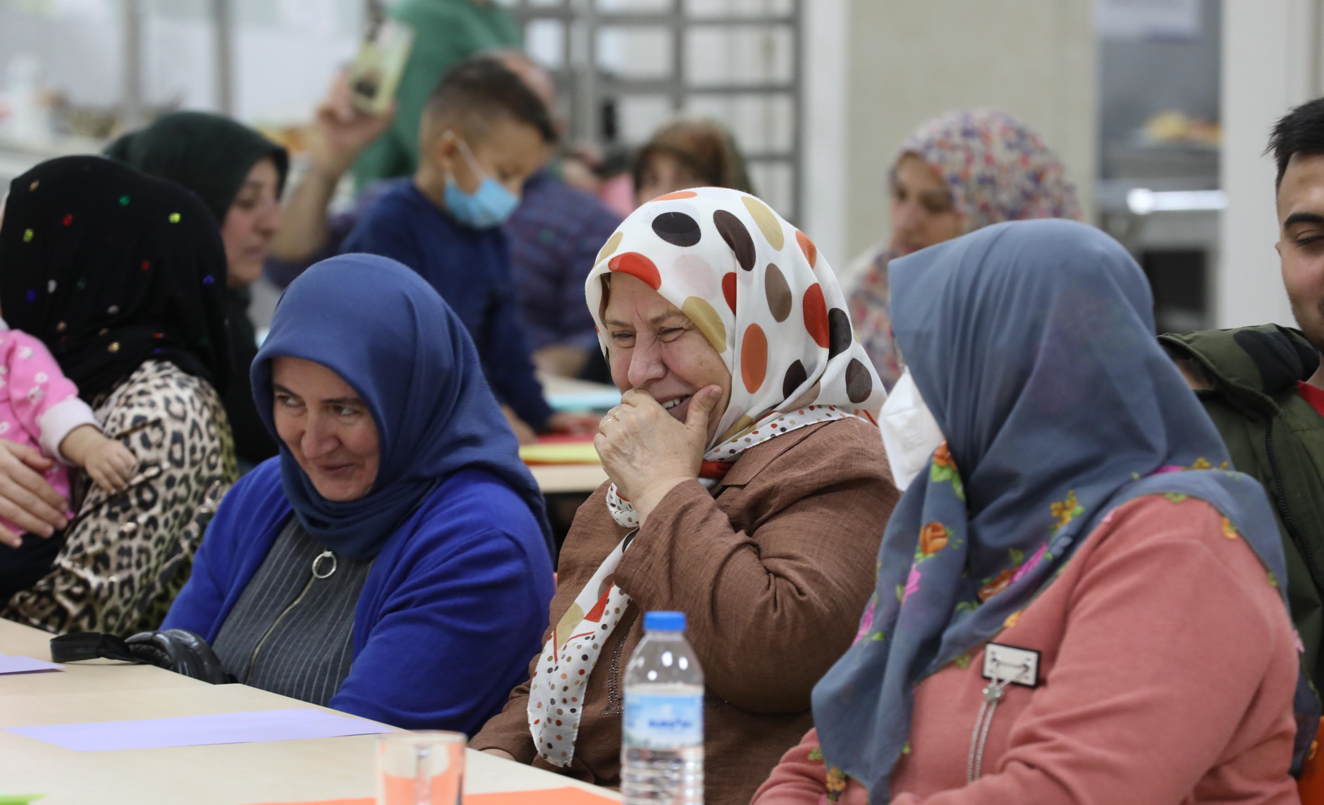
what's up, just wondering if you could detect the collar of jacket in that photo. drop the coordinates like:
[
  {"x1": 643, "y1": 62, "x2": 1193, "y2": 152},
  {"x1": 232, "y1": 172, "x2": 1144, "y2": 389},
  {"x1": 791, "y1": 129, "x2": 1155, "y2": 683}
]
[{"x1": 1159, "y1": 324, "x2": 1320, "y2": 411}]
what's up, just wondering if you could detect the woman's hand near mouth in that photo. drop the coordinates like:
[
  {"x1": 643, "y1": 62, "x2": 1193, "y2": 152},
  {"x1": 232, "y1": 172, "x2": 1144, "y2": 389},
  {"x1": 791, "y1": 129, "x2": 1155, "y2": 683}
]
[{"x1": 594, "y1": 384, "x2": 722, "y2": 526}]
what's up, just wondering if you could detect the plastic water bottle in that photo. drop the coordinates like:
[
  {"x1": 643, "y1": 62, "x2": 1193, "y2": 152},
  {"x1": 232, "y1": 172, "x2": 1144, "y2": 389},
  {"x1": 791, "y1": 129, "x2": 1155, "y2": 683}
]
[{"x1": 621, "y1": 611, "x2": 704, "y2": 804}]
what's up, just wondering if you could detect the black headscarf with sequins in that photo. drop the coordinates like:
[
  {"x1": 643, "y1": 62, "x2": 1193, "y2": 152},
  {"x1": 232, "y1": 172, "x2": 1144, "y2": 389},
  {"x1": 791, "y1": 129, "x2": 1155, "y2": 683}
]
[{"x1": 0, "y1": 156, "x2": 232, "y2": 401}]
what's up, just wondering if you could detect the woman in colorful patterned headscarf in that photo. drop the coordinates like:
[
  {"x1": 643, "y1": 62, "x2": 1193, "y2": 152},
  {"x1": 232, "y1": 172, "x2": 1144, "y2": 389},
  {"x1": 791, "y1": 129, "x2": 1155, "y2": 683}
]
[
  {"x1": 470, "y1": 187, "x2": 901, "y2": 805},
  {"x1": 848, "y1": 108, "x2": 1081, "y2": 390}
]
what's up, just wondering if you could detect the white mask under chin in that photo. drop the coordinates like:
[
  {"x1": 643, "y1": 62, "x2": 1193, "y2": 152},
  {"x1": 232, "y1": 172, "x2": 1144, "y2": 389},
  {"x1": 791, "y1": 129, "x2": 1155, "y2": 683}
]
[{"x1": 879, "y1": 369, "x2": 945, "y2": 491}]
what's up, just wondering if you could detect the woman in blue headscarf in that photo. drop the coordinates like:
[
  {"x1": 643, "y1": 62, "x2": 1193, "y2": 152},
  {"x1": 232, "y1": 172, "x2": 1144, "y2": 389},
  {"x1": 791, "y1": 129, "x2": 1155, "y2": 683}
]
[
  {"x1": 754, "y1": 220, "x2": 1315, "y2": 804},
  {"x1": 160, "y1": 253, "x2": 556, "y2": 731}
]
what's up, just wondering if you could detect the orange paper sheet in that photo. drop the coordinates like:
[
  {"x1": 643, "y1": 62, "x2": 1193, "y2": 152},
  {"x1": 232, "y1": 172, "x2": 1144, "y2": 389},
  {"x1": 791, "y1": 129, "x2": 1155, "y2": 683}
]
[
  {"x1": 470, "y1": 790, "x2": 617, "y2": 805},
  {"x1": 250, "y1": 801, "x2": 370, "y2": 805},
  {"x1": 250, "y1": 786, "x2": 618, "y2": 805}
]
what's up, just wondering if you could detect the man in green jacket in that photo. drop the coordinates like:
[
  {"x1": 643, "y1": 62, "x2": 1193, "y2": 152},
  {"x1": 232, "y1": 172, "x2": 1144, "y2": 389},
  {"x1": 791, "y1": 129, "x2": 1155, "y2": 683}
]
[{"x1": 1162, "y1": 98, "x2": 1324, "y2": 692}]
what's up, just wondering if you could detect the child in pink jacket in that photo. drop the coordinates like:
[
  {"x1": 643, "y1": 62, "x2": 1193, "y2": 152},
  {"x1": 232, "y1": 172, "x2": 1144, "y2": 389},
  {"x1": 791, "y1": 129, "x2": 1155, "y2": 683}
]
[{"x1": 0, "y1": 319, "x2": 137, "y2": 547}]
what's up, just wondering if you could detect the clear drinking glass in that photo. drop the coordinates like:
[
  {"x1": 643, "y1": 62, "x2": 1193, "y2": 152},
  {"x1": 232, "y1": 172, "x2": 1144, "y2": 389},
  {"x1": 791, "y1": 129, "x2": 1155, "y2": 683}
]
[{"x1": 375, "y1": 731, "x2": 466, "y2": 805}]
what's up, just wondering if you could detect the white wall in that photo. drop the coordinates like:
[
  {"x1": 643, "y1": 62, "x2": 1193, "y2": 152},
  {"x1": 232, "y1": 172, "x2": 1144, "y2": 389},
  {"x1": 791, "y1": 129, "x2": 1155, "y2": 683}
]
[
  {"x1": 0, "y1": 0, "x2": 361, "y2": 125},
  {"x1": 841, "y1": 0, "x2": 1097, "y2": 272},
  {"x1": 800, "y1": 0, "x2": 849, "y2": 276},
  {"x1": 1217, "y1": 0, "x2": 1323, "y2": 328}
]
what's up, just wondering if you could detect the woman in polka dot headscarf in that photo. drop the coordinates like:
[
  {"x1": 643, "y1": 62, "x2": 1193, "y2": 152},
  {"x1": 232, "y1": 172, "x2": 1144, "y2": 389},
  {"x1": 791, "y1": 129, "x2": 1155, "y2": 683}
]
[
  {"x1": 471, "y1": 187, "x2": 902, "y2": 805},
  {"x1": 848, "y1": 109, "x2": 1082, "y2": 390}
]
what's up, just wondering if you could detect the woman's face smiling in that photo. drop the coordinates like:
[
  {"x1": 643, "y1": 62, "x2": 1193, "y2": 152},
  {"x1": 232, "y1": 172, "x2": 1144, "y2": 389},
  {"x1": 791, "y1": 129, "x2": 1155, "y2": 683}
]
[
  {"x1": 602, "y1": 273, "x2": 732, "y2": 444},
  {"x1": 271, "y1": 356, "x2": 380, "y2": 502}
]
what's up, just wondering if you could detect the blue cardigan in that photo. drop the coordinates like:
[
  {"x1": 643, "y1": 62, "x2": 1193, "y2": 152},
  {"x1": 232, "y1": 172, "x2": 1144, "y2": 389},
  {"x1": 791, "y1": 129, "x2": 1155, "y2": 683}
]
[{"x1": 163, "y1": 459, "x2": 554, "y2": 733}]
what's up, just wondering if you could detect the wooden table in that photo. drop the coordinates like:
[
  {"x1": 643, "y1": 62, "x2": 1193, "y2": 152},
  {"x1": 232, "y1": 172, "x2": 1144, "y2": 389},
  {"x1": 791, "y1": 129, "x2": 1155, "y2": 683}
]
[
  {"x1": 529, "y1": 464, "x2": 607, "y2": 495},
  {"x1": 0, "y1": 619, "x2": 619, "y2": 805}
]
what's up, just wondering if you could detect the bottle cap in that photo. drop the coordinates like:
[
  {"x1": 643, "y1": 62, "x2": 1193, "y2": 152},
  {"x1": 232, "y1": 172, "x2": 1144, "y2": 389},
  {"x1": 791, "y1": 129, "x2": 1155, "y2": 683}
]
[{"x1": 643, "y1": 611, "x2": 686, "y2": 632}]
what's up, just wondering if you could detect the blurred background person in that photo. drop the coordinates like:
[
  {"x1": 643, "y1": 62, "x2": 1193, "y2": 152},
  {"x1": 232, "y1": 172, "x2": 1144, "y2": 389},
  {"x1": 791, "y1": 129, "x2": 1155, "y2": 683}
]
[
  {"x1": 631, "y1": 117, "x2": 755, "y2": 207},
  {"x1": 106, "y1": 111, "x2": 288, "y2": 470},
  {"x1": 267, "y1": 51, "x2": 621, "y2": 383},
  {"x1": 846, "y1": 108, "x2": 1081, "y2": 391},
  {"x1": 350, "y1": 0, "x2": 522, "y2": 191}
]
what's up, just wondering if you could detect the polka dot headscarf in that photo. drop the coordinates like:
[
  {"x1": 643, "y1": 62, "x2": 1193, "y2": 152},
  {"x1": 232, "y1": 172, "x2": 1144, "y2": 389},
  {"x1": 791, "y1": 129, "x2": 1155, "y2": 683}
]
[{"x1": 586, "y1": 187, "x2": 884, "y2": 529}]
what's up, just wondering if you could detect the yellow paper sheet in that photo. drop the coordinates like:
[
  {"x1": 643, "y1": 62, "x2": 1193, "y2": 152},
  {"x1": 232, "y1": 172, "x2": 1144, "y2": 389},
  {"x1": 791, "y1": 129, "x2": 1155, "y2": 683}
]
[{"x1": 519, "y1": 443, "x2": 601, "y2": 465}]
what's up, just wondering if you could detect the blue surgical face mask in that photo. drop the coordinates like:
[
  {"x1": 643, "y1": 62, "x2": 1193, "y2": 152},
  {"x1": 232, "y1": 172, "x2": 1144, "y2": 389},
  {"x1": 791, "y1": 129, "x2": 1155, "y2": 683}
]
[{"x1": 443, "y1": 137, "x2": 520, "y2": 229}]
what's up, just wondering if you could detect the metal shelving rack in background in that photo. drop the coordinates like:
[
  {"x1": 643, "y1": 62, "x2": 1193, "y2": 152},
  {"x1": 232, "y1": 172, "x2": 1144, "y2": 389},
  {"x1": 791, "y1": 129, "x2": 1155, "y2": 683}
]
[
  {"x1": 119, "y1": 0, "x2": 237, "y2": 129},
  {"x1": 113, "y1": 0, "x2": 804, "y2": 218},
  {"x1": 505, "y1": 0, "x2": 805, "y2": 222}
]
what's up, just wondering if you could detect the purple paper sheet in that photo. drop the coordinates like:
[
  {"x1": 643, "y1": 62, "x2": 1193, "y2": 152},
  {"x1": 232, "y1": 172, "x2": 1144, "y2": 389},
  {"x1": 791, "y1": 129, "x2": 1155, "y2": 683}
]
[
  {"x1": 5, "y1": 708, "x2": 388, "y2": 752},
  {"x1": 0, "y1": 653, "x2": 62, "y2": 675}
]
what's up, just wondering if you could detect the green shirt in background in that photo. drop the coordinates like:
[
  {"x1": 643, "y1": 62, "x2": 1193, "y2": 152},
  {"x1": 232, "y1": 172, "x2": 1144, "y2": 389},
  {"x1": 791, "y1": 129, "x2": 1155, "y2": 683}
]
[{"x1": 351, "y1": 0, "x2": 522, "y2": 191}]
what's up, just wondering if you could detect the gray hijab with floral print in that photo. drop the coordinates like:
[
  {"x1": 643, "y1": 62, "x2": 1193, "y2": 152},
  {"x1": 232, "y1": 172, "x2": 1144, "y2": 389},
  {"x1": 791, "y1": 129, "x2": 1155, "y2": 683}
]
[{"x1": 812, "y1": 219, "x2": 1315, "y2": 800}]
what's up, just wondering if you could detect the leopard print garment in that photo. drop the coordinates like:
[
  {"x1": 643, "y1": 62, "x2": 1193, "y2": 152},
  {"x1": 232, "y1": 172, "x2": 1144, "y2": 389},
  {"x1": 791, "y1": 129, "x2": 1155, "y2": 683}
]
[{"x1": 0, "y1": 360, "x2": 237, "y2": 634}]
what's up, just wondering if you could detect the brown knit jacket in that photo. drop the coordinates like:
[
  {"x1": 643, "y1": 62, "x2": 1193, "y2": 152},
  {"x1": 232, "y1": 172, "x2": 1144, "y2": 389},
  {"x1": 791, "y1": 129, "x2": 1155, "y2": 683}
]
[{"x1": 471, "y1": 417, "x2": 899, "y2": 805}]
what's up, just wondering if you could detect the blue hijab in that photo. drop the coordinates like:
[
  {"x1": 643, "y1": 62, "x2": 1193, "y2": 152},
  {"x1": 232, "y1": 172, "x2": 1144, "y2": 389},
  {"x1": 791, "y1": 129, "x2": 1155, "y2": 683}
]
[
  {"x1": 251, "y1": 253, "x2": 553, "y2": 561},
  {"x1": 811, "y1": 219, "x2": 1315, "y2": 799}
]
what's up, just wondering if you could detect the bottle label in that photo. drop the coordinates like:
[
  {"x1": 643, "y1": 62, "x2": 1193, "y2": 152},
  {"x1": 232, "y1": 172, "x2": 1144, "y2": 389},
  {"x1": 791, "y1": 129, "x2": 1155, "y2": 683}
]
[{"x1": 623, "y1": 692, "x2": 703, "y2": 748}]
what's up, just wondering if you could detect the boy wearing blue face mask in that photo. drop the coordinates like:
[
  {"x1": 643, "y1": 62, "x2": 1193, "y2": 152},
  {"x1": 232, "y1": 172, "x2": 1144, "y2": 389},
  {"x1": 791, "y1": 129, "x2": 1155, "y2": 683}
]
[{"x1": 344, "y1": 58, "x2": 595, "y2": 440}]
